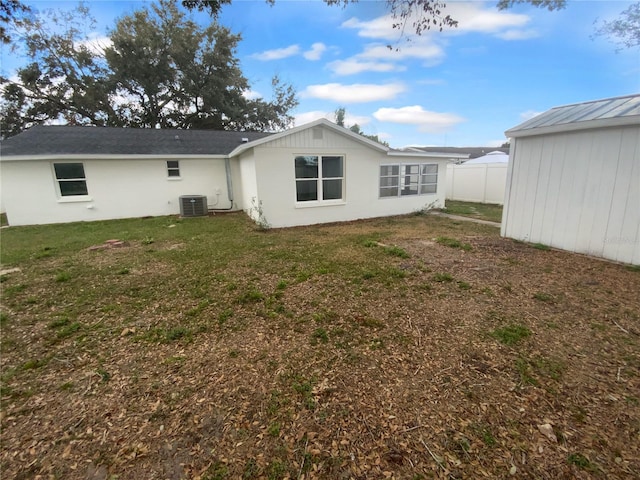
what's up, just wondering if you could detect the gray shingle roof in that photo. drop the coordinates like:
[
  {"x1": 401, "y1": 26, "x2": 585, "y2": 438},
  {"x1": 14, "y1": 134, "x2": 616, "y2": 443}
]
[
  {"x1": 506, "y1": 94, "x2": 640, "y2": 137},
  {"x1": 1, "y1": 125, "x2": 273, "y2": 157}
]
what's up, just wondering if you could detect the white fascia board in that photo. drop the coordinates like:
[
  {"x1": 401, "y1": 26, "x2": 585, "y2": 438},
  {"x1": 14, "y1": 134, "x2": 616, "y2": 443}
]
[
  {"x1": 228, "y1": 118, "x2": 389, "y2": 157},
  {"x1": 388, "y1": 151, "x2": 470, "y2": 159},
  {"x1": 505, "y1": 115, "x2": 640, "y2": 138},
  {"x1": 0, "y1": 154, "x2": 228, "y2": 162}
]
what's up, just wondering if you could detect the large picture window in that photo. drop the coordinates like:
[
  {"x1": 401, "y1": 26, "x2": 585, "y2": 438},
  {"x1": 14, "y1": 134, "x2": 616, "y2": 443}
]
[
  {"x1": 295, "y1": 155, "x2": 344, "y2": 203},
  {"x1": 54, "y1": 163, "x2": 88, "y2": 197},
  {"x1": 379, "y1": 163, "x2": 438, "y2": 198}
]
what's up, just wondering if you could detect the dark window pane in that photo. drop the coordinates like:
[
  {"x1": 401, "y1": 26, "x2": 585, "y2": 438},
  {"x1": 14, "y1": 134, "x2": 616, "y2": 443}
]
[
  {"x1": 54, "y1": 163, "x2": 85, "y2": 180},
  {"x1": 420, "y1": 184, "x2": 437, "y2": 194},
  {"x1": 59, "y1": 181, "x2": 88, "y2": 196},
  {"x1": 403, "y1": 164, "x2": 420, "y2": 175},
  {"x1": 379, "y1": 187, "x2": 398, "y2": 198},
  {"x1": 295, "y1": 156, "x2": 318, "y2": 179},
  {"x1": 168, "y1": 169, "x2": 180, "y2": 177},
  {"x1": 380, "y1": 165, "x2": 399, "y2": 176},
  {"x1": 322, "y1": 179, "x2": 342, "y2": 200},
  {"x1": 422, "y1": 164, "x2": 438, "y2": 175},
  {"x1": 296, "y1": 179, "x2": 317, "y2": 201},
  {"x1": 322, "y1": 156, "x2": 343, "y2": 178},
  {"x1": 167, "y1": 160, "x2": 179, "y2": 169},
  {"x1": 380, "y1": 177, "x2": 399, "y2": 187},
  {"x1": 421, "y1": 174, "x2": 437, "y2": 185},
  {"x1": 400, "y1": 185, "x2": 419, "y2": 196}
]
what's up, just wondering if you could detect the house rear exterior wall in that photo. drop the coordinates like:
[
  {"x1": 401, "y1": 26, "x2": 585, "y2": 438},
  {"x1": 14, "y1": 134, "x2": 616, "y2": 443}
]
[
  {"x1": 501, "y1": 125, "x2": 640, "y2": 265},
  {"x1": 1, "y1": 157, "x2": 229, "y2": 226},
  {"x1": 250, "y1": 131, "x2": 447, "y2": 228}
]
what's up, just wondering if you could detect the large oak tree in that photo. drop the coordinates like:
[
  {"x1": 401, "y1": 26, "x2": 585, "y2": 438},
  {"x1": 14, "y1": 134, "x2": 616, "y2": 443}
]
[{"x1": 1, "y1": 0, "x2": 297, "y2": 138}]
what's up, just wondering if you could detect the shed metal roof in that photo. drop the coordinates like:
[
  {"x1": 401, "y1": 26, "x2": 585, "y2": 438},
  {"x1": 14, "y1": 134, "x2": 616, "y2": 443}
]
[
  {"x1": 506, "y1": 94, "x2": 640, "y2": 138},
  {"x1": 0, "y1": 125, "x2": 273, "y2": 157}
]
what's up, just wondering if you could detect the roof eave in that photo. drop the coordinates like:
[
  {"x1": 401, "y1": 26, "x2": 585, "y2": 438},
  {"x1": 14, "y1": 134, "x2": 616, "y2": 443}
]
[
  {"x1": 0, "y1": 153, "x2": 229, "y2": 162},
  {"x1": 228, "y1": 118, "x2": 390, "y2": 157},
  {"x1": 506, "y1": 115, "x2": 640, "y2": 139}
]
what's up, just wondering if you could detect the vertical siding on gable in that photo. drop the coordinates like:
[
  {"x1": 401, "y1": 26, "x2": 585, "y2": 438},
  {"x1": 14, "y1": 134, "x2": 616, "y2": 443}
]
[{"x1": 260, "y1": 126, "x2": 364, "y2": 150}]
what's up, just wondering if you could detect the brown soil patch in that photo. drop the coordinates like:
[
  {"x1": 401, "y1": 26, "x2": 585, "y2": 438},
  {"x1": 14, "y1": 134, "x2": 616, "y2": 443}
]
[{"x1": 1, "y1": 216, "x2": 638, "y2": 479}]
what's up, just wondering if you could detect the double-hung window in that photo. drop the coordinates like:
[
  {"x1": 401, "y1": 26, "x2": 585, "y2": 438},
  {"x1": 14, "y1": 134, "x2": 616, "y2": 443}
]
[
  {"x1": 295, "y1": 155, "x2": 344, "y2": 203},
  {"x1": 167, "y1": 160, "x2": 180, "y2": 177},
  {"x1": 379, "y1": 163, "x2": 438, "y2": 198},
  {"x1": 54, "y1": 163, "x2": 88, "y2": 197}
]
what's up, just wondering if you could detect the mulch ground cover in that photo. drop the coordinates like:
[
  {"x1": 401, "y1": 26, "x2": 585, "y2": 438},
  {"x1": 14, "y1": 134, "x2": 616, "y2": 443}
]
[{"x1": 1, "y1": 213, "x2": 638, "y2": 479}]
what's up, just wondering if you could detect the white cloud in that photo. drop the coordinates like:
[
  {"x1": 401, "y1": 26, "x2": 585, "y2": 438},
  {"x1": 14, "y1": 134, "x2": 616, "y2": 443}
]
[
  {"x1": 251, "y1": 44, "x2": 301, "y2": 61},
  {"x1": 303, "y1": 42, "x2": 327, "y2": 61},
  {"x1": 328, "y1": 59, "x2": 402, "y2": 76},
  {"x1": 303, "y1": 83, "x2": 406, "y2": 103},
  {"x1": 77, "y1": 34, "x2": 112, "y2": 55},
  {"x1": 373, "y1": 105, "x2": 465, "y2": 133},
  {"x1": 328, "y1": 40, "x2": 443, "y2": 76},
  {"x1": 242, "y1": 89, "x2": 263, "y2": 100},
  {"x1": 294, "y1": 111, "x2": 334, "y2": 125},
  {"x1": 496, "y1": 29, "x2": 539, "y2": 41},
  {"x1": 342, "y1": 2, "x2": 536, "y2": 41}
]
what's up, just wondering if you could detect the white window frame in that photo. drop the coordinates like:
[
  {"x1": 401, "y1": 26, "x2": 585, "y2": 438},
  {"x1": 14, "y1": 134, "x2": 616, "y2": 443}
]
[
  {"x1": 167, "y1": 160, "x2": 181, "y2": 178},
  {"x1": 379, "y1": 163, "x2": 438, "y2": 198},
  {"x1": 52, "y1": 162, "x2": 90, "y2": 200},
  {"x1": 294, "y1": 154, "x2": 345, "y2": 207}
]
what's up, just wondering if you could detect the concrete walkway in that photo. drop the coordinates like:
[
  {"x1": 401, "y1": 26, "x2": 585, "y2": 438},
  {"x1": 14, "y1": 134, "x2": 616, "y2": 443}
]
[{"x1": 429, "y1": 211, "x2": 501, "y2": 227}]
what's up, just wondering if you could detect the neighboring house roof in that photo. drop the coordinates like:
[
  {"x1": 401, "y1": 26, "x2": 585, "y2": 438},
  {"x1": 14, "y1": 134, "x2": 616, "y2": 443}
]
[
  {"x1": 464, "y1": 151, "x2": 509, "y2": 164},
  {"x1": 0, "y1": 125, "x2": 273, "y2": 157},
  {"x1": 506, "y1": 94, "x2": 640, "y2": 138},
  {"x1": 401, "y1": 146, "x2": 507, "y2": 159}
]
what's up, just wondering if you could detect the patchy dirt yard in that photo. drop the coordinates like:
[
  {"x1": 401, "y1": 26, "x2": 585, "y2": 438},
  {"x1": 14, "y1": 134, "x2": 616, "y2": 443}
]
[{"x1": 1, "y1": 213, "x2": 639, "y2": 479}]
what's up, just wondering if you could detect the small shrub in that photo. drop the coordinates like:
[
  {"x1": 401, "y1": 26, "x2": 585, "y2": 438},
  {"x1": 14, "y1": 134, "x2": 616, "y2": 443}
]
[
  {"x1": 164, "y1": 327, "x2": 191, "y2": 342},
  {"x1": 0, "y1": 312, "x2": 8, "y2": 325},
  {"x1": 117, "y1": 267, "x2": 130, "y2": 275},
  {"x1": 141, "y1": 237, "x2": 155, "y2": 245},
  {"x1": 276, "y1": 280, "x2": 288, "y2": 290},
  {"x1": 491, "y1": 323, "x2": 531, "y2": 346},
  {"x1": 362, "y1": 239, "x2": 379, "y2": 248},
  {"x1": 457, "y1": 281, "x2": 471, "y2": 290}
]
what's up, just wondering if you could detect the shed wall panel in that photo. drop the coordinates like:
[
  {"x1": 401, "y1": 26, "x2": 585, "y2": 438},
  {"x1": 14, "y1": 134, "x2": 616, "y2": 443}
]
[{"x1": 503, "y1": 125, "x2": 640, "y2": 265}]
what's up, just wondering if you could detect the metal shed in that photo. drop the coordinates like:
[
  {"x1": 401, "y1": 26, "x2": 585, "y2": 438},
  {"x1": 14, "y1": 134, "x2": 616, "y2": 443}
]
[{"x1": 502, "y1": 94, "x2": 640, "y2": 265}]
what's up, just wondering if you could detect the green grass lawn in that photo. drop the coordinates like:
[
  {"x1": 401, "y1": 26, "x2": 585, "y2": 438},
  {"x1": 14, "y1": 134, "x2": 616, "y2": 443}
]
[
  {"x1": 443, "y1": 200, "x2": 503, "y2": 223},
  {"x1": 1, "y1": 212, "x2": 638, "y2": 479}
]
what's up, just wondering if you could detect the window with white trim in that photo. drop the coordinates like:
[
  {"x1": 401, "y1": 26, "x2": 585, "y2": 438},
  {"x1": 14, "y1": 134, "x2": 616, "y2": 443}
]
[
  {"x1": 379, "y1": 163, "x2": 438, "y2": 198},
  {"x1": 167, "y1": 160, "x2": 180, "y2": 177},
  {"x1": 54, "y1": 163, "x2": 88, "y2": 197},
  {"x1": 295, "y1": 155, "x2": 344, "y2": 203}
]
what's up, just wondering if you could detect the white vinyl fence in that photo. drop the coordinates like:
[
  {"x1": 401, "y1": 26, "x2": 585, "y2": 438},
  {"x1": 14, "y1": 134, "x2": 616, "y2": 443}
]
[{"x1": 446, "y1": 163, "x2": 508, "y2": 205}]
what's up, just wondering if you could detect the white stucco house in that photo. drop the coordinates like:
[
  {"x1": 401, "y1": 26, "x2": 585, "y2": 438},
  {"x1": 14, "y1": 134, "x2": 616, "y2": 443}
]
[
  {"x1": 0, "y1": 119, "x2": 461, "y2": 228},
  {"x1": 502, "y1": 94, "x2": 640, "y2": 265}
]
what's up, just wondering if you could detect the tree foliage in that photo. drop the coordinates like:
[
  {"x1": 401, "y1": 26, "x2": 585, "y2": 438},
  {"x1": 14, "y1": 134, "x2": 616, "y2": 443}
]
[
  {"x1": 182, "y1": 0, "x2": 567, "y2": 36},
  {"x1": 593, "y1": 2, "x2": 640, "y2": 51},
  {"x1": 1, "y1": 0, "x2": 297, "y2": 138},
  {"x1": 0, "y1": 0, "x2": 30, "y2": 43},
  {"x1": 334, "y1": 107, "x2": 389, "y2": 147}
]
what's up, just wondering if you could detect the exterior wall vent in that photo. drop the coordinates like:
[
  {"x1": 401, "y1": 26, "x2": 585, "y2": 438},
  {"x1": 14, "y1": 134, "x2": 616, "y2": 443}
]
[{"x1": 179, "y1": 195, "x2": 208, "y2": 217}]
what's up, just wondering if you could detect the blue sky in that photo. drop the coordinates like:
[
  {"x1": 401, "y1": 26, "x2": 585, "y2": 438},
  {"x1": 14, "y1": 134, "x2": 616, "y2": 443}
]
[{"x1": 2, "y1": 0, "x2": 639, "y2": 147}]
